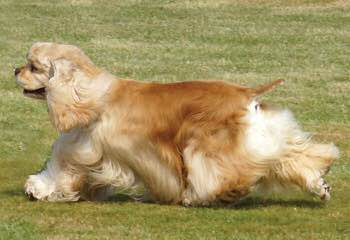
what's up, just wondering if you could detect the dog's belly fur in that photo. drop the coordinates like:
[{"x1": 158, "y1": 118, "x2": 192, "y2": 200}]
[{"x1": 101, "y1": 135, "x2": 182, "y2": 203}]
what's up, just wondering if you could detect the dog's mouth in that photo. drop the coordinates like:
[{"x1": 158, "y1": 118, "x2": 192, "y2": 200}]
[{"x1": 23, "y1": 87, "x2": 46, "y2": 100}]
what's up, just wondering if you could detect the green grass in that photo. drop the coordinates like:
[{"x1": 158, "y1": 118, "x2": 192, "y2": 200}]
[{"x1": 1, "y1": 0, "x2": 350, "y2": 239}]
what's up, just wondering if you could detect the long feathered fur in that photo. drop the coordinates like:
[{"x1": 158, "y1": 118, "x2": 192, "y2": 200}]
[{"x1": 16, "y1": 42, "x2": 339, "y2": 205}]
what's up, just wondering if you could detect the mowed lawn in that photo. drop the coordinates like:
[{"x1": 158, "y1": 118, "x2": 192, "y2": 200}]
[{"x1": 1, "y1": 0, "x2": 349, "y2": 239}]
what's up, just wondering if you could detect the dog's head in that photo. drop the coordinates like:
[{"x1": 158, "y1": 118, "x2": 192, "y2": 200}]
[
  {"x1": 15, "y1": 43, "x2": 109, "y2": 132},
  {"x1": 15, "y1": 42, "x2": 99, "y2": 100}
]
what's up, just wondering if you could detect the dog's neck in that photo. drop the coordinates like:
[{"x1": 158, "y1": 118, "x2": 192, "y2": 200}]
[{"x1": 90, "y1": 70, "x2": 118, "y2": 99}]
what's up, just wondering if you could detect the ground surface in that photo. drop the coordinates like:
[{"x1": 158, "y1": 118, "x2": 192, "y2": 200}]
[{"x1": 0, "y1": 0, "x2": 349, "y2": 239}]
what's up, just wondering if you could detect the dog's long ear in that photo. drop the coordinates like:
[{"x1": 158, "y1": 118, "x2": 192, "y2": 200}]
[
  {"x1": 250, "y1": 79, "x2": 284, "y2": 97},
  {"x1": 47, "y1": 59, "x2": 101, "y2": 132}
]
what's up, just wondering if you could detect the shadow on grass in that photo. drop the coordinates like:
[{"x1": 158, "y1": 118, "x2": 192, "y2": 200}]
[
  {"x1": 105, "y1": 195, "x2": 325, "y2": 209},
  {"x1": 1, "y1": 188, "x2": 325, "y2": 209},
  {"x1": 1, "y1": 188, "x2": 24, "y2": 197},
  {"x1": 106, "y1": 193, "x2": 138, "y2": 203},
  {"x1": 1, "y1": 188, "x2": 135, "y2": 201},
  {"x1": 230, "y1": 197, "x2": 325, "y2": 209}
]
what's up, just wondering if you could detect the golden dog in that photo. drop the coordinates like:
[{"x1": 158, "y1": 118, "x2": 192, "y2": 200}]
[{"x1": 15, "y1": 42, "x2": 339, "y2": 205}]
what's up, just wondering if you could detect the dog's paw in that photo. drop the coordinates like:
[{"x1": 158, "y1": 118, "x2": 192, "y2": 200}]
[
  {"x1": 318, "y1": 179, "x2": 331, "y2": 201},
  {"x1": 24, "y1": 174, "x2": 55, "y2": 201}
]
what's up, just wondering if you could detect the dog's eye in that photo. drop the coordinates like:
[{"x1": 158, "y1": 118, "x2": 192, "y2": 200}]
[{"x1": 30, "y1": 64, "x2": 38, "y2": 72}]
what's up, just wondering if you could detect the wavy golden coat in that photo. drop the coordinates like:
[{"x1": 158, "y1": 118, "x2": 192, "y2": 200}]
[{"x1": 15, "y1": 43, "x2": 338, "y2": 205}]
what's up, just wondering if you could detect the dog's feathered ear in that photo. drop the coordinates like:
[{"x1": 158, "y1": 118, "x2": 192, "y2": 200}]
[{"x1": 47, "y1": 59, "x2": 101, "y2": 132}]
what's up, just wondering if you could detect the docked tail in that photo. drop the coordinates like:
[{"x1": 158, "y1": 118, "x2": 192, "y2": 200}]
[{"x1": 250, "y1": 79, "x2": 285, "y2": 97}]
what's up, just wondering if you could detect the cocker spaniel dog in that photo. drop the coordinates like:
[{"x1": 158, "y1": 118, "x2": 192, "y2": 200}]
[{"x1": 15, "y1": 42, "x2": 339, "y2": 205}]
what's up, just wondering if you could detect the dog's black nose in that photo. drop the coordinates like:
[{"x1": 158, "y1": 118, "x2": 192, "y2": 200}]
[{"x1": 14, "y1": 67, "x2": 20, "y2": 76}]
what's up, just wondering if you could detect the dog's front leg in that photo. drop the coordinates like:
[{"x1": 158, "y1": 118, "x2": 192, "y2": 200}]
[
  {"x1": 24, "y1": 130, "x2": 101, "y2": 202},
  {"x1": 24, "y1": 158, "x2": 84, "y2": 202}
]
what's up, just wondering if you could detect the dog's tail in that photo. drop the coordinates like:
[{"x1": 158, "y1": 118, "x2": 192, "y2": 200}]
[{"x1": 249, "y1": 79, "x2": 284, "y2": 97}]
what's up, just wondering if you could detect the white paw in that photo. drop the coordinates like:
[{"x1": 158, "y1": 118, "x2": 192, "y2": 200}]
[
  {"x1": 24, "y1": 174, "x2": 55, "y2": 201},
  {"x1": 182, "y1": 197, "x2": 192, "y2": 207},
  {"x1": 181, "y1": 188, "x2": 194, "y2": 206},
  {"x1": 316, "y1": 178, "x2": 331, "y2": 201},
  {"x1": 181, "y1": 189, "x2": 210, "y2": 207}
]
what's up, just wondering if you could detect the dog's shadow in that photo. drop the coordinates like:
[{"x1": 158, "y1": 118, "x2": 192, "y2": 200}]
[
  {"x1": 2, "y1": 189, "x2": 325, "y2": 209},
  {"x1": 229, "y1": 197, "x2": 325, "y2": 209},
  {"x1": 106, "y1": 194, "x2": 325, "y2": 209},
  {"x1": 1, "y1": 188, "x2": 24, "y2": 197}
]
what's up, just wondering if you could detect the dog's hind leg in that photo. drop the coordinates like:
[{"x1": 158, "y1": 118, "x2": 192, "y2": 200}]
[
  {"x1": 181, "y1": 144, "x2": 256, "y2": 206},
  {"x1": 259, "y1": 142, "x2": 339, "y2": 201},
  {"x1": 313, "y1": 178, "x2": 332, "y2": 201}
]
